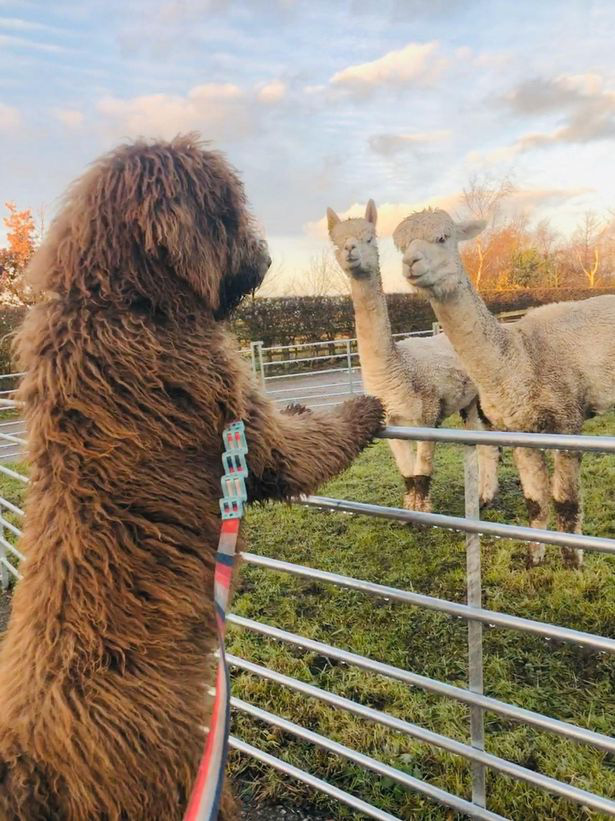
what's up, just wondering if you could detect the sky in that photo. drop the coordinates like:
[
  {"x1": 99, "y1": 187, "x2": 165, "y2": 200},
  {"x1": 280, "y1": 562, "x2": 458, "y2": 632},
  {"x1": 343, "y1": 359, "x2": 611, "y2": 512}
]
[{"x1": 1, "y1": 0, "x2": 615, "y2": 292}]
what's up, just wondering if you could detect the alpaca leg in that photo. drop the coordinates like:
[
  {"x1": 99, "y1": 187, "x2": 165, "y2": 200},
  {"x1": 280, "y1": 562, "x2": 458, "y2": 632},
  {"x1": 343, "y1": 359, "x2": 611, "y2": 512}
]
[
  {"x1": 552, "y1": 450, "x2": 583, "y2": 569},
  {"x1": 462, "y1": 402, "x2": 500, "y2": 506},
  {"x1": 512, "y1": 447, "x2": 550, "y2": 567},
  {"x1": 386, "y1": 437, "x2": 417, "y2": 509},
  {"x1": 477, "y1": 445, "x2": 500, "y2": 507},
  {"x1": 413, "y1": 439, "x2": 435, "y2": 512}
]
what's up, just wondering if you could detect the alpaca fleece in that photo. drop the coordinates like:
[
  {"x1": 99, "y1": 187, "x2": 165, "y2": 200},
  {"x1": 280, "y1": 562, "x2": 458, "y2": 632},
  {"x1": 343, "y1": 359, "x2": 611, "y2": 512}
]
[
  {"x1": 394, "y1": 207, "x2": 615, "y2": 567},
  {"x1": 327, "y1": 201, "x2": 500, "y2": 512},
  {"x1": 0, "y1": 135, "x2": 384, "y2": 820}
]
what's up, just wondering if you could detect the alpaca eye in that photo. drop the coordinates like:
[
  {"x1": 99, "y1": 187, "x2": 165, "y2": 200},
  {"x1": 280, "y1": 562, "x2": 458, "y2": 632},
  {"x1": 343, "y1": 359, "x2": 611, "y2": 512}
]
[
  {"x1": 367, "y1": 237, "x2": 372, "y2": 244},
  {"x1": 437, "y1": 235, "x2": 448, "y2": 244}
]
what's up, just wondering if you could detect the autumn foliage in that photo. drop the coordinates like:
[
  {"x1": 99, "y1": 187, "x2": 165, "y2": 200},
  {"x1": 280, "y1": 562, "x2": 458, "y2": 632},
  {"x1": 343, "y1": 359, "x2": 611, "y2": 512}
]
[{"x1": 0, "y1": 202, "x2": 37, "y2": 305}]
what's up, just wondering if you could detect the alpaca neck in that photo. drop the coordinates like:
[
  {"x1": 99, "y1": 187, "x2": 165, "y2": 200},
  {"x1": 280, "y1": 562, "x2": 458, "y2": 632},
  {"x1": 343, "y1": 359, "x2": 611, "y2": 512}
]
[
  {"x1": 349, "y1": 269, "x2": 403, "y2": 394},
  {"x1": 428, "y1": 269, "x2": 516, "y2": 395}
]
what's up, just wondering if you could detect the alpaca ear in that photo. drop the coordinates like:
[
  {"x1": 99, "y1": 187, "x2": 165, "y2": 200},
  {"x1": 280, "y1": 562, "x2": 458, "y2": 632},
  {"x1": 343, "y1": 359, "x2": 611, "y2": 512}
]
[
  {"x1": 456, "y1": 219, "x2": 486, "y2": 241},
  {"x1": 326, "y1": 207, "x2": 341, "y2": 234},
  {"x1": 365, "y1": 199, "x2": 377, "y2": 226}
]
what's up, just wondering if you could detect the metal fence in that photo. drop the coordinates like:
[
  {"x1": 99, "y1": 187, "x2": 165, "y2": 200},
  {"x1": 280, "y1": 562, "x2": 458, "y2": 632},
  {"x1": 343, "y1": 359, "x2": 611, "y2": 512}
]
[
  {"x1": 246, "y1": 329, "x2": 434, "y2": 410},
  {"x1": 1, "y1": 422, "x2": 614, "y2": 818},
  {"x1": 0, "y1": 373, "x2": 25, "y2": 464},
  {"x1": 245, "y1": 308, "x2": 524, "y2": 411}
]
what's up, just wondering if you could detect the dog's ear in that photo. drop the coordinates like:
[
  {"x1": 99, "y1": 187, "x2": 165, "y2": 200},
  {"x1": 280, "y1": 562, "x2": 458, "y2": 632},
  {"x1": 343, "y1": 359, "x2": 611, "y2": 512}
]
[{"x1": 117, "y1": 138, "x2": 231, "y2": 308}]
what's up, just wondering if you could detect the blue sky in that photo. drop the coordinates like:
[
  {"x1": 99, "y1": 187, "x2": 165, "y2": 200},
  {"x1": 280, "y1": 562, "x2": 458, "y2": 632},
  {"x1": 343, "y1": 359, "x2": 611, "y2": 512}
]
[{"x1": 1, "y1": 0, "x2": 615, "y2": 291}]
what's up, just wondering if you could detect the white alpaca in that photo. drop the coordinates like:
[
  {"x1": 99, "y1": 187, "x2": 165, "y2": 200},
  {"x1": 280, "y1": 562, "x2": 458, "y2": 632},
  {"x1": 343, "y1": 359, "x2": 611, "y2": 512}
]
[
  {"x1": 394, "y1": 207, "x2": 615, "y2": 566},
  {"x1": 327, "y1": 200, "x2": 499, "y2": 512}
]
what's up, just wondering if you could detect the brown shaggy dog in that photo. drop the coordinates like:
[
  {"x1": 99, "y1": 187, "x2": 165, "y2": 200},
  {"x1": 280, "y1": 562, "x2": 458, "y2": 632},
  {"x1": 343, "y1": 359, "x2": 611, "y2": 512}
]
[{"x1": 0, "y1": 135, "x2": 384, "y2": 820}]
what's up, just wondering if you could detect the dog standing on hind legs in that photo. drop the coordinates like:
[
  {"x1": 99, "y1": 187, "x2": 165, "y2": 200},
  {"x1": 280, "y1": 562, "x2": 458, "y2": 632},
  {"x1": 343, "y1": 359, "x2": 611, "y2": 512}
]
[{"x1": 0, "y1": 135, "x2": 385, "y2": 820}]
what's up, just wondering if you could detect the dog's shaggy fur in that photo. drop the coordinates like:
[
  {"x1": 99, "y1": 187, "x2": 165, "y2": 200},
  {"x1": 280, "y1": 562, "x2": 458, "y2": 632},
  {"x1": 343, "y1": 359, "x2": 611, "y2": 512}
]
[{"x1": 0, "y1": 135, "x2": 384, "y2": 820}]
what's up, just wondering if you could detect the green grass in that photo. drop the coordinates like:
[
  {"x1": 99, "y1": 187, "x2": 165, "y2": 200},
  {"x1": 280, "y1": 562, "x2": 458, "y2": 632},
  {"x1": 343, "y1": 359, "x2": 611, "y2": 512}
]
[
  {"x1": 1, "y1": 418, "x2": 614, "y2": 819},
  {"x1": 228, "y1": 413, "x2": 615, "y2": 820}
]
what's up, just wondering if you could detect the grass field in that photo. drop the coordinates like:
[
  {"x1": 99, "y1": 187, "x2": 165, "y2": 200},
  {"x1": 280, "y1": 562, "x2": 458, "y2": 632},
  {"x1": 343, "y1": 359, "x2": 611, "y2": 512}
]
[{"x1": 1, "y1": 415, "x2": 614, "y2": 819}]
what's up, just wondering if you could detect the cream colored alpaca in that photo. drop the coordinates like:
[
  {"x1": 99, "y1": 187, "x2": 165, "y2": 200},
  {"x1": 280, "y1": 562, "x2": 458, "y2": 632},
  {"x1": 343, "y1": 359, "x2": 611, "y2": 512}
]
[
  {"x1": 394, "y1": 207, "x2": 615, "y2": 566},
  {"x1": 327, "y1": 200, "x2": 499, "y2": 512}
]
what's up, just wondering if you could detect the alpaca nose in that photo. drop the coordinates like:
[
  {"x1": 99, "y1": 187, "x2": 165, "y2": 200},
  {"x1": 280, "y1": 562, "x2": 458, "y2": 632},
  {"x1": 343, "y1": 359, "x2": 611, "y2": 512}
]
[{"x1": 405, "y1": 251, "x2": 423, "y2": 267}]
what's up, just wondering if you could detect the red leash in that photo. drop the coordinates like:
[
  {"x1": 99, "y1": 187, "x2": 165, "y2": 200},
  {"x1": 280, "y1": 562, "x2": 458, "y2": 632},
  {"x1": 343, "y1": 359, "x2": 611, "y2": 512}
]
[{"x1": 184, "y1": 421, "x2": 248, "y2": 821}]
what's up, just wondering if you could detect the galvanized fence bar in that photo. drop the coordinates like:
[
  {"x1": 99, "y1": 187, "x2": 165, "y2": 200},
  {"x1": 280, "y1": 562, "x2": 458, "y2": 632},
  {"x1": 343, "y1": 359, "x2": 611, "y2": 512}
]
[
  {"x1": 299, "y1": 495, "x2": 615, "y2": 556},
  {"x1": 381, "y1": 425, "x2": 615, "y2": 453},
  {"x1": 229, "y1": 736, "x2": 402, "y2": 821},
  {"x1": 0, "y1": 490, "x2": 5, "y2": 590},
  {"x1": 346, "y1": 339, "x2": 353, "y2": 394},
  {"x1": 241, "y1": 552, "x2": 615, "y2": 653},
  {"x1": 0, "y1": 465, "x2": 29, "y2": 484},
  {"x1": 464, "y1": 445, "x2": 485, "y2": 812},
  {"x1": 0, "y1": 498, "x2": 24, "y2": 517},
  {"x1": 228, "y1": 656, "x2": 615, "y2": 816},
  {"x1": 232, "y1": 698, "x2": 509, "y2": 821},
  {"x1": 227, "y1": 613, "x2": 615, "y2": 754}
]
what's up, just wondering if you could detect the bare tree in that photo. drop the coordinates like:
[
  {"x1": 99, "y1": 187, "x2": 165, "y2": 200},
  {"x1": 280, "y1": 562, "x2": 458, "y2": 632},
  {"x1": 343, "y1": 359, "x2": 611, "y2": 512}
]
[
  {"x1": 533, "y1": 218, "x2": 563, "y2": 287},
  {"x1": 257, "y1": 257, "x2": 294, "y2": 297},
  {"x1": 35, "y1": 204, "x2": 48, "y2": 246},
  {"x1": 572, "y1": 211, "x2": 605, "y2": 288},
  {"x1": 462, "y1": 173, "x2": 516, "y2": 288},
  {"x1": 296, "y1": 249, "x2": 349, "y2": 296}
]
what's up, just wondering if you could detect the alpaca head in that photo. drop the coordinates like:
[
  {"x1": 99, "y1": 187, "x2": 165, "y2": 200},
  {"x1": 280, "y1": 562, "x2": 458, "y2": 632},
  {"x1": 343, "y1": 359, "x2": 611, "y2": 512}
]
[
  {"x1": 393, "y1": 208, "x2": 485, "y2": 299},
  {"x1": 327, "y1": 200, "x2": 379, "y2": 280},
  {"x1": 27, "y1": 133, "x2": 271, "y2": 320}
]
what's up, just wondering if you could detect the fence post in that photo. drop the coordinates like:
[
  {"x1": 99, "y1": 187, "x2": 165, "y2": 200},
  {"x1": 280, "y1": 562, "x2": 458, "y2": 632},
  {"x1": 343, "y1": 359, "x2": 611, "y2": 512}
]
[
  {"x1": 249, "y1": 341, "x2": 258, "y2": 379},
  {"x1": 464, "y1": 445, "x2": 486, "y2": 812},
  {"x1": 0, "y1": 518, "x2": 7, "y2": 590},
  {"x1": 432, "y1": 321, "x2": 440, "y2": 335},
  {"x1": 346, "y1": 340, "x2": 353, "y2": 394},
  {"x1": 251, "y1": 341, "x2": 266, "y2": 388}
]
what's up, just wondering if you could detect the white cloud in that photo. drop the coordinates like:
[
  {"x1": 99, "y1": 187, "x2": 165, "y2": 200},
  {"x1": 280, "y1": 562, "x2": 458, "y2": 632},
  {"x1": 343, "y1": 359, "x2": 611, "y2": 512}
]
[
  {"x1": 0, "y1": 101, "x2": 21, "y2": 130},
  {"x1": 329, "y1": 41, "x2": 446, "y2": 96},
  {"x1": 54, "y1": 108, "x2": 84, "y2": 128},
  {"x1": 95, "y1": 79, "x2": 290, "y2": 141},
  {"x1": 0, "y1": 32, "x2": 68, "y2": 53},
  {"x1": 454, "y1": 45, "x2": 511, "y2": 70},
  {"x1": 368, "y1": 129, "x2": 451, "y2": 156},
  {"x1": 257, "y1": 80, "x2": 286, "y2": 104},
  {"x1": 0, "y1": 15, "x2": 65, "y2": 34},
  {"x1": 97, "y1": 83, "x2": 251, "y2": 140}
]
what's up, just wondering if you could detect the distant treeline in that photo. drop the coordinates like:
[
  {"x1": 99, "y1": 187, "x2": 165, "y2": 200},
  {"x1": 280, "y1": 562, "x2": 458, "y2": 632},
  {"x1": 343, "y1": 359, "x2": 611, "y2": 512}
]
[{"x1": 1, "y1": 287, "x2": 614, "y2": 372}]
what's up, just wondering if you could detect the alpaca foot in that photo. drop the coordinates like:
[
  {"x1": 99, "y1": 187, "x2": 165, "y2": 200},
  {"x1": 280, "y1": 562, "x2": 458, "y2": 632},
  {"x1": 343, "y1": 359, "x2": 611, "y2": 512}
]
[
  {"x1": 412, "y1": 475, "x2": 432, "y2": 514},
  {"x1": 561, "y1": 547, "x2": 583, "y2": 569},
  {"x1": 526, "y1": 542, "x2": 546, "y2": 568},
  {"x1": 403, "y1": 491, "x2": 417, "y2": 510},
  {"x1": 412, "y1": 493, "x2": 433, "y2": 514},
  {"x1": 478, "y1": 481, "x2": 499, "y2": 509},
  {"x1": 403, "y1": 478, "x2": 432, "y2": 514},
  {"x1": 402, "y1": 484, "x2": 431, "y2": 528}
]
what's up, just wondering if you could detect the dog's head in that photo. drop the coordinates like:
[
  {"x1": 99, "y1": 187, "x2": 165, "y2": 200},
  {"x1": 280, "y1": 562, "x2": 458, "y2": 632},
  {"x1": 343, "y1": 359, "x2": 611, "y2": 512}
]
[{"x1": 29, "y1": 134, "x2": 271, "y2": 319}]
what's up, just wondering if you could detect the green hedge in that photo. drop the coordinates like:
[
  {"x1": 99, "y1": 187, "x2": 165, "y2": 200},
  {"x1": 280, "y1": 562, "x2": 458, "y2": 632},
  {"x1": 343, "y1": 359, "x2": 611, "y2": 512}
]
[
  {"x1": 231, "y1": 287, "x2": 615, "y2": 347},
  {"x1": 0, "y1": 305, "x2": 26, "y2": 375},
  {"x1": 1, "y1": 287, "x2": 613, "y2": 372}
]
